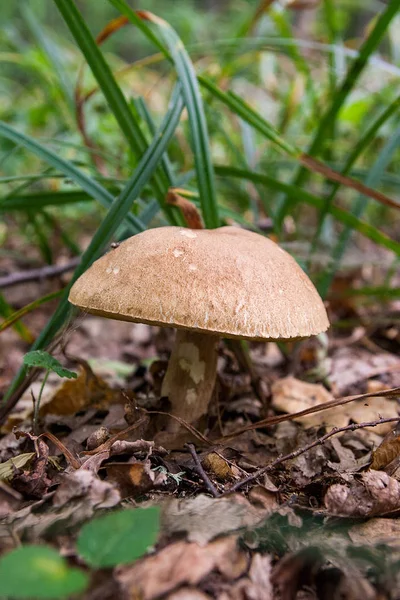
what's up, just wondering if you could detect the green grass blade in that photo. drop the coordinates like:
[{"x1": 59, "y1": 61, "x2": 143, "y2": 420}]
[
  {"x1": 308, "y1": 96, "x2": 400, "y2": 266},
  {"x1": 20, "y1": 3, "x2": 75, "y2": 113},
  {"x1": 0, "y1": 293, "x2": 34, "y2": 343},
  {"x1": 1, "y1": 190, "x2": 98, "y2": 211},
  {"x1": 199, "y1": 76, "x2": 298, "y2": 156},
  {"x1": 53, "y1": 0, "x2": 178, "y2": 225},
  {"x1": 278, "y1": 0, "x2": 400, "y2": 223},
  {"x1": 214, "y1": 165, "x2": 400, "y2": 256},
  {"x1": 0, "y1": 122, "x2": 145, "y2": 233},
  {"x1": 108, "y1": 4, "x2": 219, "y2": 228},
  {"x1": 0, "y1": 291, "x2": 63, "y2": 336},
  {"x1": 317, "y1": 123, "x2": 400, "y2": 296},
  {"x1": 3, "y1": 87, "x2": 184, "y2": 406},
  {"x1": 309, "y1": 0, "x2": 400, "y2": 158}
]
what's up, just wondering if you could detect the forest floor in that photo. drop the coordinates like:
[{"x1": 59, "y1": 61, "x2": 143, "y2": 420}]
[{"x1": 1, "y1": 250, "x2": 400, "y2": 600}]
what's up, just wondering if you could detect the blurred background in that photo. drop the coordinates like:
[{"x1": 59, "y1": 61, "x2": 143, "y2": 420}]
[{"x1": 1, "y1": 0, "x2": 399, "y2": 389}]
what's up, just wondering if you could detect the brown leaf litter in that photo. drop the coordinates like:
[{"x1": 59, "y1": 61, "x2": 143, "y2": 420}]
[{"x1": 1, "y1": 305, "x2": 400, "y2": 598}]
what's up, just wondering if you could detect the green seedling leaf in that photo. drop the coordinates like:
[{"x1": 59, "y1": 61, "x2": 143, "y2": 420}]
[
  {"x1": 0, "y1": 545, "x2": 88, "y2": 599},
  {"x1": 23, "y1": 351, "x2": 77, "y2": 379},
  {"x1": 77, "y1": 506, "x2": 160, "y2": 568}
]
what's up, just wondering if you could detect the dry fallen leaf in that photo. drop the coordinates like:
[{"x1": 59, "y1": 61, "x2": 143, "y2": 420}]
[
  {"x1": 115, "y1": 536, "x2": 247, "y2": 600},
  {"x1": 53, "y1": 468, "x2": 120, "y2": 509},
  {"x1": 161, "y1": 494, "x2": 263, "y2": 545},
  {"x1": 272, "y1": 376, "x2": 399, "y2": 432},
  {"x1": 11, "y1": 438, "x2": 51, "y2": 498},
  {"x1": 202, "y1": 452, "x2": 234, "y2": 481},
  {"x1": 221, "y1": 553, "x2": 273, "y2": 600},
  {"x1": 0, "y1": 452, "x2": 35, "y2": 482},
  {"x1": 106, "y1": 459, "x2": 166, "y2": 498},
  {"x1": 349, "y1": 517, "x2": 400, "y2": 547},
  {"x1": 329, "y1": 347, "x2": 400, "y2": 395},
  {"x1": 370, "y1": 426, "x2": 400, "y2": 471},
  {"x1": 324, "y1": 470, "x2": 400, "y2": 517},
  {"x1": 271, "y1": 377, "x2": 338, "y2": 429},
  {"x1": 166, "y1": 590, "x2": 211, "y2": 600}
]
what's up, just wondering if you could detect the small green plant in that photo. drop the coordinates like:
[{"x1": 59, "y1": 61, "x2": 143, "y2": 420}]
[
  {"x1": 0, "y1": 545, "x2": 88, "y2": 599},
  {"x1": 0, "y1": 506, "x2": 160, "y2": 598},
  {"x1": 77, "y1": 506, "x2": 161, "y2": 568},
  {"x1": 23, "y1": 350, "x2": 77, "y2": 432}
]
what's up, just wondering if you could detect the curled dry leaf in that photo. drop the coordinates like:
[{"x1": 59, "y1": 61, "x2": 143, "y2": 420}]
[
  {"x1": 161, "y1": 494, "x2": 263, "y2": 545},
  {"x1": 11, "y1": 438, "x2": 51, "y2": 498},
  {"x1": 324, "y1": 470, "x2": 400, "y2": 517},
  {"x1": 370, "y1": 427, "x2": 400, "y2": 471},
  {"x1": 53, "y1": 468, "x2": 120, "y2": 509},
  {"x1": 115, "y1": 536, "x2": 247, "y2": 600},
  {"x1": 0, "y1": 452, "x2": 35, "y2": 481}
]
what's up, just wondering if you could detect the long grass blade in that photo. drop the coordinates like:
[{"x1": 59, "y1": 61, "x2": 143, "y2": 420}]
[
  {"x1": 0, "y1": 293, "x2": 34, "y2": 343},
  {"x1": 20, "y1": 3, "x2": 75, "y2": 113},
  {"x1": 279, "y1": 0, "x2": 400, "y2": 221},
  {"x1": 53, "y1": 0, "x2": 179, "y2": 225},
  {"x1": 0, "y1": 291, "x2": 63, "y2": 335},
  {"x1": 108, "y1": 2, "x2": 219, "y2": 228},
  {"x1": 0, "y1": 122, "x2": 145, "y2": 233},
  {"x1": 214, "y1": 165, "x2": 400, "y2": 256},
  {"x1": 308, "y1": 96, "x2": 400, "y2": 266},
  {"x1": 200, "y1": 76, "x2": 399, "y2": 213},
  {"x1": 317, "y1": 124, "x2": 400, "y2": 296},
  {"x1": 2, "y1": 87, "x2": 184, "y2": 411}
]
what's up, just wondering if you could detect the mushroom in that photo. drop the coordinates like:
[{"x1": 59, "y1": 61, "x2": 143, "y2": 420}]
[{"x1": 69, "y1": 226, "x2": 329, "y2": 431}]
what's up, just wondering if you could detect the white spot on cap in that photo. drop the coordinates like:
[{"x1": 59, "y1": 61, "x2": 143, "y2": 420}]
[
  {"x1": 106, "y1": 267, "x2": 112, "y2": 274},
  {"x1": 173, "y1": 248, "x2": 184, "y2": 258},
  {"x1": 113, "y1": 266, "x2": 120, "y2": 275},
  {"x1": 188, "y1": 264, "x2": 197, "y2": 271},
  {"x1": 179, "y1": 229, "x2": 197, "y2": 239}
]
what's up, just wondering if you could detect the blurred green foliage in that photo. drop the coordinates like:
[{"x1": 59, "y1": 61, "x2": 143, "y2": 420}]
[{"x1": 1, "y1": 0, "x2": 399, "y2": 402}]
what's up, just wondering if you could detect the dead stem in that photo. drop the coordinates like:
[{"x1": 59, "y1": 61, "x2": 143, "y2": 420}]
[{"x1": 185, "y1": 443, "x2": 220, "y2": 497}]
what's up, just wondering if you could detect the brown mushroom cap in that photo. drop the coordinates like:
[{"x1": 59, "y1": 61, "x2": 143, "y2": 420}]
[{"x1": 68, "y1": 226, "x2": 329, "y2": 341}]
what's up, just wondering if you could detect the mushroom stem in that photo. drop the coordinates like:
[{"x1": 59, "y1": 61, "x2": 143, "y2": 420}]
[{"x1": 161, "y1": 329, "x2": 219, "y2": 431}]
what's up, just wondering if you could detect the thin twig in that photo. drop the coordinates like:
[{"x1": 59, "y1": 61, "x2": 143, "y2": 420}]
[
  {"x1": 219, "y1": 386, "x2": 400, "y2": 441},
  {"x1": 227, "y1": 415, "x2": 400, "y2": 493},
  {"x1": 0, "y1": 258, "x2": 80, "y2": 289},
  {"x1": 185, "y1": 443, "x2": 220, "y2": 497}
]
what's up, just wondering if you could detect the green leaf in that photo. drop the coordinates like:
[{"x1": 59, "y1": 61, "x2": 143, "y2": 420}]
[
  {"x1": 77, "y1": 507, "x2": 160, "y2": 568},
  {"x1": 23, "y1": 350, "x2": 77, "y2": 379},
  {"x1": 107, "y1": 2, "x2": 219, "y2": 228},
  {"x1": 0, "y1": 545, "x2": 88, "y2": 599}
]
